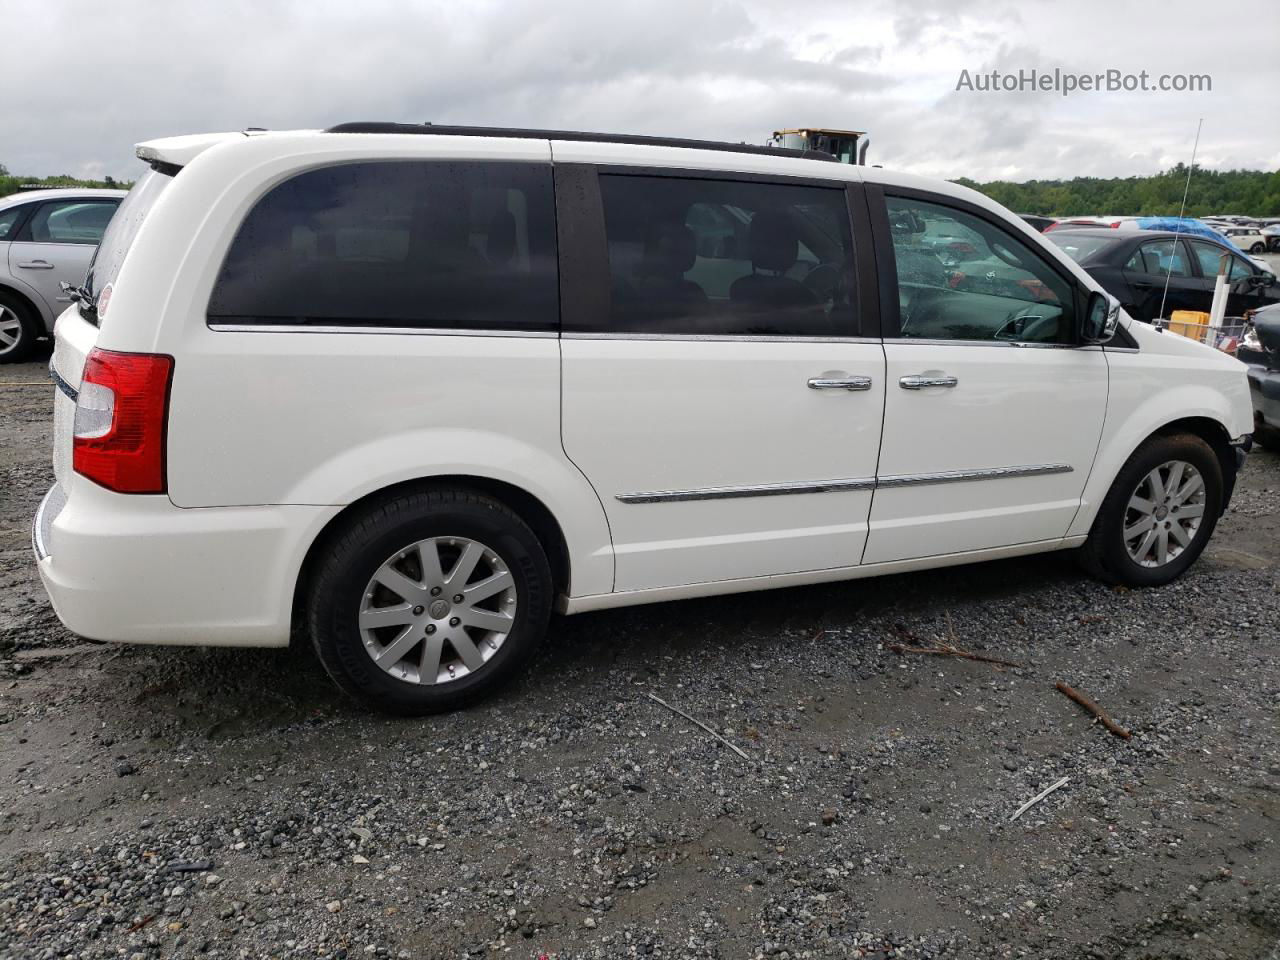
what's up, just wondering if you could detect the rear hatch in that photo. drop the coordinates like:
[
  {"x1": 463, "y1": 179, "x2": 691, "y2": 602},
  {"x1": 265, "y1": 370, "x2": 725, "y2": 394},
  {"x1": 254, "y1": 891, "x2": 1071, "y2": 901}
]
[{"x1": 50, "y1": 168, "x2": 174, "y2": 494}]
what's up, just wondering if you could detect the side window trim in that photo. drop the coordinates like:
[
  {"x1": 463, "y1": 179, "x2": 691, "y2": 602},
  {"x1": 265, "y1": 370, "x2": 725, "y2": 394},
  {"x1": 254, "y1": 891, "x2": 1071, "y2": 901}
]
[
  {"x1": 556, "y1": 163, "x2": 876, "y2": 340},
  {"x1": 869, "y1": 185, "x2": 1086, "y2": 343}
]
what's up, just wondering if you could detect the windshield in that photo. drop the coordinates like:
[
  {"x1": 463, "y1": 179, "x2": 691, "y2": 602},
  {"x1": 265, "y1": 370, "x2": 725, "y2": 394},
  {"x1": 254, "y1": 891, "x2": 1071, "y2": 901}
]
[
  {"x1": 84, "y1": 168, "x2": 173, "y2": 304},
  {"x1": 1046, "y1": 233, "x2": 1116, "y2": 264}
]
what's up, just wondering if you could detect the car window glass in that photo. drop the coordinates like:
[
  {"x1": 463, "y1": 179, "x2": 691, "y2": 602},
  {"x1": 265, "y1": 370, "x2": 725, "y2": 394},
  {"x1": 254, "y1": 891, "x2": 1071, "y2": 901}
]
[
  {"x1": 1228, "y1": 256, "x2": 1256, "y2": 282},
  {"x1": 26, "y1": 199, "x2": 119, "y2": 244},
  {"x1": 886, "y1": 196, "x2": 1074, "y2": 344},
  {"x1": 208, "y1": 161, "x2": 558, "y2": 331},
  {"x1": 1047, "y1": 233, "x2": 1115, "y2": 264},
  {"x1": 0, "y1": 204, "x2": 30, "y2": 241},
  {"x1": 1189, "y1": 241, "x2": 1236, "y2": 279},
  {"x1": 594, "y1": 174, "x2": 857, "y2": 337},
  {"x1": 1126, "y1": 240, "x2": 1189, "y2": 278}
]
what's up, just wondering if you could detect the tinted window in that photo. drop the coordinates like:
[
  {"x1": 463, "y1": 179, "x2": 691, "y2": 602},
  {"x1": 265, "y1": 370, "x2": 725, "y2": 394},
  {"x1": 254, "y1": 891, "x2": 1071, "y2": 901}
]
[
  {"x1": 25, "y1": 199, "x2": 119, "y2": 244},
  {"x1": 1124, "y1": 240, "x2": 1189, "y2": 278},
  {"x1": 208, "y1": 161, "x2": 557, "y2": 331},
  {"x1": 594, "y1": 174, "x2": 856, "y2": 337},
  {"x1": 0, "y1": 203, "x2": 32, "y2": 242},
  {"x1": 886, "y1": 196, "x2": 1075, "y2": 344}
]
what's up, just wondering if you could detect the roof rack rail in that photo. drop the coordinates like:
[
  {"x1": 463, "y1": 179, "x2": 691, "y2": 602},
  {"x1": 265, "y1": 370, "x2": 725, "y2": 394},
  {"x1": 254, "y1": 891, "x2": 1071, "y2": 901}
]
[{"x1": 324, "y1": 122, "x2": 838, "y2": 162}]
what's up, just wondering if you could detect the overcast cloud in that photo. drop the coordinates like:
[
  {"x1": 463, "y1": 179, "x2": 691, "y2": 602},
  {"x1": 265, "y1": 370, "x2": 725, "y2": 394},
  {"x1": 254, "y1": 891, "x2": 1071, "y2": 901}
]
[{"x1": 2, "y1": 0, "x2": 1276, "y2": 182}]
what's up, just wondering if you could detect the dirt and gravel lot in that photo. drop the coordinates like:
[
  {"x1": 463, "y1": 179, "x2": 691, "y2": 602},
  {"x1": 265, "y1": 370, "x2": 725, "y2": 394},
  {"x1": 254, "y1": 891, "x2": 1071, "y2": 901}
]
[{"x1": 1, "y1": 354, "x2": 1277, "y2": 960}]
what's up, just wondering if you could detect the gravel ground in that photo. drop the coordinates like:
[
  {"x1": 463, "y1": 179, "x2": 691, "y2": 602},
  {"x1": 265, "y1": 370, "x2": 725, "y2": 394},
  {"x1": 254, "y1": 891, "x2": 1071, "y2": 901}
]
[{"x1": 1, "y1": 354, "x2": 1278, "y2": 960}]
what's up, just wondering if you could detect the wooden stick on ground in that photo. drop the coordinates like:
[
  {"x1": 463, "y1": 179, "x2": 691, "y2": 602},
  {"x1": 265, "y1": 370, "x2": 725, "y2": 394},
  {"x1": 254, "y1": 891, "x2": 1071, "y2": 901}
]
[
  {"x1": 887, "y1": 622, "x2": 1021, "y2": 668},
  {"x1": 886, "y1": 641, "x2": 1022, "y2": 669},
  {"x1": 1056, "y1": 682, "x2": 1132, "y2": 740},
  {"x1": 643, "y1": 692, "x2": 750, "y2": 761}
]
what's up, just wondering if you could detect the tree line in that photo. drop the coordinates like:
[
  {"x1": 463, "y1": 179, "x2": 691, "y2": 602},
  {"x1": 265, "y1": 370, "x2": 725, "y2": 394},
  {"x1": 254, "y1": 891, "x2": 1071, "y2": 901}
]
[
  {"x1": 955, "y1": 166, "x2": 1280, "y2": 218},
  {"x1": 0, "y1": 163, "x2": 130, "y2": 199}
]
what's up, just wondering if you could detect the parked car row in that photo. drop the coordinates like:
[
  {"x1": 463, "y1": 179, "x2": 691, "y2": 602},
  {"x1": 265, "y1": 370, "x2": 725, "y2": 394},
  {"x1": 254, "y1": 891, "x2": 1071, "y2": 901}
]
[
  {"x1": 0, "y1": 188, "x2": 126, "y2": 361},
  {"x1": 1046, "y1": 228, "x2": 1280, "y2": 324}
]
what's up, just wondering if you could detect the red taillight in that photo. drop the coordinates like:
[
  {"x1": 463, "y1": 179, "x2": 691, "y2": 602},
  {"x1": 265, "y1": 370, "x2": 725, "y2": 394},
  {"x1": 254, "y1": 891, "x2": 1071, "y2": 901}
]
[{"x1": 73, "y1": 349, "x2": 174, "y2": 494}]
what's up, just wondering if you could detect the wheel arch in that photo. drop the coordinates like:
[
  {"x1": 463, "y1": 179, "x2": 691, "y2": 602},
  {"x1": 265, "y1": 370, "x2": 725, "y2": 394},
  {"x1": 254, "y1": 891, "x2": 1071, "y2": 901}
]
[
  {"x1": 1151, "y1": 415, "x2": 1236, "y2": 498},
  {"x1": 1069, "y1": 408, "x2": 1240, "y2": 539},
  {"x1": 290, "y1": 475, "x2": 574, "y2": 642},
  {"x1": 0, "y1": 281, "x2": 50, "y2": 331}
]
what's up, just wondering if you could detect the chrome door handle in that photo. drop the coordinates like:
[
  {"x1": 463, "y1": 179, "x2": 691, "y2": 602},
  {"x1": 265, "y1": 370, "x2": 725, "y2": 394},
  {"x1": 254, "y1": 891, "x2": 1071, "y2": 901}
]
[
  {"x1": 808, "y1": 376, "x2": 873, "y2": 391},
  {"x1": 17, "y1": 260, "x2": 54, "y2": 269},
  {"x1": 899, "y1": 375, "x2": 958, "y2": 390}
]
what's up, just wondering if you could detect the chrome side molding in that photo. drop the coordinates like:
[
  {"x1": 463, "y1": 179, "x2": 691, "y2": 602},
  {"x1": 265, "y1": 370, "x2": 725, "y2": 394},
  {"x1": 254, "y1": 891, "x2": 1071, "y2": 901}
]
[
  {"x1": 617, "y1": 463, "x2": 1074, "y2": 503},
  {"x1": 616, "y1": 477, "x2": 877, "y2": 504},
  {"x1": 877, "y1": 463, "x2": 1073, "y2": 488}
]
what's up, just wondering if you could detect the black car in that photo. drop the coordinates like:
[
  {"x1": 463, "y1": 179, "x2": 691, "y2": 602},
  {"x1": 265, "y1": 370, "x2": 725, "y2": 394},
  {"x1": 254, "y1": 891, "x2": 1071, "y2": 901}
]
[
  {"x1": 1047, "y1": 229, "x2": 1280, "y2": 323},
  {"x1": 1243, "y1": 301, "x2": 1280, "y2": 450}
]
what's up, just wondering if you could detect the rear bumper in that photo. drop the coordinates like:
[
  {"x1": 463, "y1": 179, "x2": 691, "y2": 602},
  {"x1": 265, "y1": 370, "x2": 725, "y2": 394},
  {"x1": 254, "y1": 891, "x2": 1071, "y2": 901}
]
[{"x1": 33, "y1": 480, "x2": 334, "y2": 647}]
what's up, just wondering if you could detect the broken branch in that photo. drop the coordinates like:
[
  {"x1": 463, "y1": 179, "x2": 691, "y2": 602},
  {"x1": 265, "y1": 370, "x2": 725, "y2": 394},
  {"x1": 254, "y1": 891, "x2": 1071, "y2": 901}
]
[
  {"x1": 643, "y1": 692, "x2": 749, "y2": 761},
  {"x1": 1056, "y1": 682, "x2": 1131, "y2": 740},
  {"x1": 886, "y1": 641, "x2": 1022, "y2": 668}
]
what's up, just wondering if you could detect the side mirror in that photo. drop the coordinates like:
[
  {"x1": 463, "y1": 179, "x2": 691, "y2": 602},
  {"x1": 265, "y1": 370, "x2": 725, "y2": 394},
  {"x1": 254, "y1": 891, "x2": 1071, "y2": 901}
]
[
  {"x1": 1248, "y1": 272, "x2": 1275, "y2": 288},
  {"x1": 1080, "y1": 290, "x2": 1119, "y2": 344}
]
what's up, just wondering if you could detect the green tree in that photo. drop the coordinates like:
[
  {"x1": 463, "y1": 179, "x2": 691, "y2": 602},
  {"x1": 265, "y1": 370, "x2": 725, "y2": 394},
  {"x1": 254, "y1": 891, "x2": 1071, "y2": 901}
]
[{"x1": 959, "y1": 167, "x2": 1280, "y2": 217}]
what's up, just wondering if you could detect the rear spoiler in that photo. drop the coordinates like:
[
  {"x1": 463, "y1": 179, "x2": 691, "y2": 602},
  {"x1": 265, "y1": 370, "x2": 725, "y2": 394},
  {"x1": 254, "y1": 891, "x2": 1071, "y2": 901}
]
[{"x1": 134, "y1": 130, "x2": 264, "y2": 174}]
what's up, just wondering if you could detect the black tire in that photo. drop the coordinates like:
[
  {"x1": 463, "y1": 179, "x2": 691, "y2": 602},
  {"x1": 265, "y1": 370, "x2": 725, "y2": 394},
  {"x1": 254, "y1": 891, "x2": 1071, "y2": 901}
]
[
  {"x1": 1254, "y1": 421, "x2": 1280, "y2": 452},
  {"x1": 0, "y1": 291, "x2": 42, "y2": 364},
  {"x1": 307, "y1": 487, "x2": 553, "y2": 715},
  {"x1": 1077, "y1": 432, "x2": 1223, "y2": 587},
  {"x1": 1249, "y1": 243, "x2": 1266, "y2": 254}
]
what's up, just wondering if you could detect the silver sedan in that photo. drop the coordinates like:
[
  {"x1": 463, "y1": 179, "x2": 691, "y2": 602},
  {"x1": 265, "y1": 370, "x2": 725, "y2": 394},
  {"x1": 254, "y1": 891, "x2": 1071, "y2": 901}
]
[{"x1": 0, "y1": 188, "x2": 125, "y2": 362}]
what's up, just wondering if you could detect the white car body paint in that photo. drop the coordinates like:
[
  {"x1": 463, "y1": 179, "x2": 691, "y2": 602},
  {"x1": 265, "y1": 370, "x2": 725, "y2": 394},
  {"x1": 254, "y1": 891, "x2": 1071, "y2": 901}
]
[{"x1": 33, "y1": 128, "x2": 1253, "y2": 649}]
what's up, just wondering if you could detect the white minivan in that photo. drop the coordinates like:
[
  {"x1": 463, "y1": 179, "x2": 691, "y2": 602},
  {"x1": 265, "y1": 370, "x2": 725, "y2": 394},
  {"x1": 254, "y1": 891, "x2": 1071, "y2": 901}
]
[{"x1": 33, "y1": 123, "x2": 1253, "y2": 713}]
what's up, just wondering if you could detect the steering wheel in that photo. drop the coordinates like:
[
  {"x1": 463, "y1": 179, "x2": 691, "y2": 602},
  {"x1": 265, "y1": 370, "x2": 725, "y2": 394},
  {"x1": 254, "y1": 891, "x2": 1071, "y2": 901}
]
[{"x1": 995, "y1": 305, "x2": 1058, "y2": 342}]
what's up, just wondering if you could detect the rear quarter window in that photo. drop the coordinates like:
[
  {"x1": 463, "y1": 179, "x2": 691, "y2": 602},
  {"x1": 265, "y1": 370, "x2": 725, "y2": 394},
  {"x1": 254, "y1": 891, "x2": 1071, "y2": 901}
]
[{"x1": 207, "y1": 161, "x2": 559, "y2": 332}]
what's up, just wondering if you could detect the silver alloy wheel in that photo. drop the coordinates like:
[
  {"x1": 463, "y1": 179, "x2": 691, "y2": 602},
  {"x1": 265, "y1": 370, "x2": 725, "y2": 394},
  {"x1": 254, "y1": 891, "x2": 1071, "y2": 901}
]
[
  {"x1": 358, "y1": 536, "x2": 518, "y2": 685},
  {"x1": 0, "y1": 306, "x2": 22, "y2": 356},
  {"x1": 1123, "y1": 460, "x2": 1206, "y2": 568}
]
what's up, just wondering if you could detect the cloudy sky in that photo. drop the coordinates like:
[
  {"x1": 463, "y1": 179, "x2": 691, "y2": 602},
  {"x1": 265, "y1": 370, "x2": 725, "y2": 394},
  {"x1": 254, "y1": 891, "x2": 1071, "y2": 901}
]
[{"x1": 3, "y1": 0, "x2": 1277, "y2": 183}]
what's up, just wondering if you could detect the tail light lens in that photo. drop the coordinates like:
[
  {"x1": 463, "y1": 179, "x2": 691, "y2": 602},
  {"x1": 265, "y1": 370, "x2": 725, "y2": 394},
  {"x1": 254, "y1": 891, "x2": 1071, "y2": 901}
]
[{"x1": 73, "y1": 349, "x2": 174, "y2": 494}]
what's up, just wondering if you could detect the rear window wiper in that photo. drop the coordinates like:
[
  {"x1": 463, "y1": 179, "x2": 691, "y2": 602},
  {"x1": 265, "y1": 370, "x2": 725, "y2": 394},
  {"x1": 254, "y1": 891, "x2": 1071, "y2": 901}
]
[{"x1": 59, "y1": 281, "x2": 99, "y2": 324}]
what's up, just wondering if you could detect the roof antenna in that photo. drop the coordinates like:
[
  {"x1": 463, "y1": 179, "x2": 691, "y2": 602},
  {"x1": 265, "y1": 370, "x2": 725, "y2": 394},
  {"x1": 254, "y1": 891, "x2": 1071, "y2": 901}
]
[{"x1": 1155, "y1": 118, "x2": 1203, "y2": 324}]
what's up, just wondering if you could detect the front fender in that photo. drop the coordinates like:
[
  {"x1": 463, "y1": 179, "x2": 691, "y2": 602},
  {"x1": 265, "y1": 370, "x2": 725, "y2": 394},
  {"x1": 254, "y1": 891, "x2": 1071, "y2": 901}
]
[{"x1": 1068, "y1": 373, "x2": 1250, "y2": 538}]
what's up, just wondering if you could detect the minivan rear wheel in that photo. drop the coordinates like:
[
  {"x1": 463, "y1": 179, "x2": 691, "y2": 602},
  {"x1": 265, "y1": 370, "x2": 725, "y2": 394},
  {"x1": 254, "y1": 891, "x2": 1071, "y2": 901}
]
[
  {"x1": 307, "y1": 488, "x2": 553, "y2": 714},
  {"x1": 0, "y1": 295, "x2": 40, "y2": 364},
  {"x1": 1077, "y1": 433, "x2": 1223, "y2": 587}
]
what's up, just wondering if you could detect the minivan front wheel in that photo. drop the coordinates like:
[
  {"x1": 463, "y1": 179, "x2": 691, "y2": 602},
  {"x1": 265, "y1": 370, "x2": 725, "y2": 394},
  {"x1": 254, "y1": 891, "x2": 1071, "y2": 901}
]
[
  {"x1": 1078, "y1": 433, "x2": 1223, "y2": 586},
  {"x1": 308, "y1": 488, "x2": 553, "y2": 714}
]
